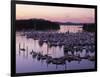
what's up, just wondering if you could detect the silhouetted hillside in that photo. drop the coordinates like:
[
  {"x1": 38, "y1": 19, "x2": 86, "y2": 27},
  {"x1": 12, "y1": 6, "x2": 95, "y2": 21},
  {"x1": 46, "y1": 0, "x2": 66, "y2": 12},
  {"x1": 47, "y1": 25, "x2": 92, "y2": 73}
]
[{"x1": 16, "y1": 19, "x2": 60, "y2": 30}]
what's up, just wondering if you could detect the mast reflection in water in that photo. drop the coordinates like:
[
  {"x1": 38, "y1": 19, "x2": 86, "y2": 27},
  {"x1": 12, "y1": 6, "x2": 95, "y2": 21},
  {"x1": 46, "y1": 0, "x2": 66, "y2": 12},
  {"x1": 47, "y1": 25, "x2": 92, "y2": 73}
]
[{"x1": 16, "y1": 25, "x2": 95, "y2": 73}]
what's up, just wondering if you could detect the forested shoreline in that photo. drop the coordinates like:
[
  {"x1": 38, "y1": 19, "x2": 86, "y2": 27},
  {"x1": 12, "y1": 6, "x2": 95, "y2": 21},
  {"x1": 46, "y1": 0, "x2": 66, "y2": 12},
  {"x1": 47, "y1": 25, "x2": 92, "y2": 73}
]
[{"x1": 16, "y1": 19, "x2": 96, "y2": 32}]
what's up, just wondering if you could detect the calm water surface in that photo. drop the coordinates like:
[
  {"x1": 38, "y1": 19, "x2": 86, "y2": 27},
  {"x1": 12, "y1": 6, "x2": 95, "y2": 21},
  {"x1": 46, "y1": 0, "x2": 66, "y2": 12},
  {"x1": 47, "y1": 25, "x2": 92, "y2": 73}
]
[{"x1": 16, "y1": 25, "x2": 95, "y2": 73}]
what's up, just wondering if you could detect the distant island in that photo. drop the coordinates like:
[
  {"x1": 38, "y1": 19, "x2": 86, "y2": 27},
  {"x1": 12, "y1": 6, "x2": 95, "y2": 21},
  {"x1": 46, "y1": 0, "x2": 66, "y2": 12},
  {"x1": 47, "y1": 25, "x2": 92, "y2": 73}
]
[{"x1": 16, "y1": 18, "x2": 96, "y2": 32}]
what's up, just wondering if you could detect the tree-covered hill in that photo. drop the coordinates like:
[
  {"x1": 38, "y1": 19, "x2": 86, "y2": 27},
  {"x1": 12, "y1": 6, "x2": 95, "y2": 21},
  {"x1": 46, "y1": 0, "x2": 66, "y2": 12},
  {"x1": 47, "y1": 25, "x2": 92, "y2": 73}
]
[{"x1": 16, "y1": 19, "x2": 60, "y2": 30}]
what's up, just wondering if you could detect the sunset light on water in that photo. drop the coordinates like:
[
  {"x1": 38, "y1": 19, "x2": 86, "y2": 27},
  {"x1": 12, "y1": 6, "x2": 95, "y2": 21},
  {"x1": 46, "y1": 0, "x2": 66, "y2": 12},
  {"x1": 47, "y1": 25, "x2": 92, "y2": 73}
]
[{"x1": 15, "y1": 3, "x2": 96, "y2": 73}]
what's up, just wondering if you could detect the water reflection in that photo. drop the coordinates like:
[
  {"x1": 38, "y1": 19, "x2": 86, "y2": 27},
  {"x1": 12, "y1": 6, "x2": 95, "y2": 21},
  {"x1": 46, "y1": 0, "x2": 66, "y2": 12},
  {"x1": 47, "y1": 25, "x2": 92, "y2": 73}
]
[
  {"x1": 59, "y1": 25, "x2": 83, "y2": 33},
  {"x1": 16, "y1": 25, "x2": 95, "y2": 73}
]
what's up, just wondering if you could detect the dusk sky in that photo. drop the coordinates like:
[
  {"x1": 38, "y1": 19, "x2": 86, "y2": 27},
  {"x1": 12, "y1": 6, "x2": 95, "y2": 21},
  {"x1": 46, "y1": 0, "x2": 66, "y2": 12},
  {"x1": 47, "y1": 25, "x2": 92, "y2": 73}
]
[{"x1": 16, "y1": 4, "x2": 95, "y2": 23}]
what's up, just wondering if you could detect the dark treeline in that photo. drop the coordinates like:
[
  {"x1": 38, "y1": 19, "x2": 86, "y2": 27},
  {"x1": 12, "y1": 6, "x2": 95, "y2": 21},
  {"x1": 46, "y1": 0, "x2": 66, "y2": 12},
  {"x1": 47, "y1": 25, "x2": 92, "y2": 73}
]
[
  {"x1": 83, "y1": 24, "x2": 96, "y2": 32},
  {"x1": 16, "y1": 19, "x2": 60, "y2": 30}
]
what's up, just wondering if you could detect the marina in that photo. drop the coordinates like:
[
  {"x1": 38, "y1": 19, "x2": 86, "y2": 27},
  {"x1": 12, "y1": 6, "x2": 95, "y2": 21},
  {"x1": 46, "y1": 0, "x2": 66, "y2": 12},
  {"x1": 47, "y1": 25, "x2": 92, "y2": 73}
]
[{"x1": 16, "y1": 25, "x2": 95, "y2": 73}]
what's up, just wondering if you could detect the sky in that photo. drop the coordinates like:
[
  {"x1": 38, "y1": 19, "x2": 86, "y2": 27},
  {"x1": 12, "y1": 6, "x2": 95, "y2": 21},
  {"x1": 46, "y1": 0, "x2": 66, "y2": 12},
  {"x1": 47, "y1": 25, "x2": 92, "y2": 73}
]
[{"x1": 16, "y1": 4, "x2": 95, "y2": 23}]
